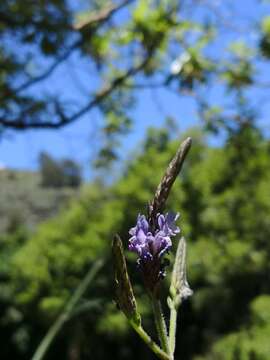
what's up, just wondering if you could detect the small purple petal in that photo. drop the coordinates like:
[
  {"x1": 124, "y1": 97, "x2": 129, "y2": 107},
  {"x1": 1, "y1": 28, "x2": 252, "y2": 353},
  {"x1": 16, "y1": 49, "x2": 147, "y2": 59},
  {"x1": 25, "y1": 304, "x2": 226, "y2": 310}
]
[
  {"x1": 154, "y1": 231, "x2": 172, "y2": 257},
  {"x1": 129, "y1": 226, "x2": 136, "y2": 236},
  {"x1": 166, "y1": 212, "x2": 180, "y2": 232},
  {"x1": 157, "y1": 214, "x2": 166, "y2": 230},
  {"x1": 136, "y1": 228, "x2": 146, "y2": 242},
  {"x1": 137, "y1": 214, "x2": 149, "y2": 233},
  {"x1": 157, "y1": 212, "x2": 180, "y2": 237}
]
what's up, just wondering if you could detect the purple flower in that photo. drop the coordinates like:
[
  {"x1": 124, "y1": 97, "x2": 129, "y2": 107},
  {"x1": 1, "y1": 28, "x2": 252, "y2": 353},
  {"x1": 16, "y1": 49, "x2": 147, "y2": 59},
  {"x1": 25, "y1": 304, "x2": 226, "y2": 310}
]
[
  {"x1": 129, "y1": 213, "x2": 179, "y2": 259},
  {"x1": 158, "y1": 212, "x2": 180, "y2": 237},
  {"x1": 128, "y1": 212, "x2": 180, "y2": 293},
  {"x1": 128, "y1": 214, "x2": 152, "y2": 258}
]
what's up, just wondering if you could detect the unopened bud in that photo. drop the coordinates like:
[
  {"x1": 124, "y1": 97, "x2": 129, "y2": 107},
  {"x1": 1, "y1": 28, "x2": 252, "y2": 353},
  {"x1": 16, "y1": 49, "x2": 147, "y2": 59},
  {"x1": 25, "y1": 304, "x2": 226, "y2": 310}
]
[
  {"x1": 112, "y1": 234, "x2": 141, "y2": 325},
  {"x1": 169, "y1": 237, "x2": 193, "y2": 307}
]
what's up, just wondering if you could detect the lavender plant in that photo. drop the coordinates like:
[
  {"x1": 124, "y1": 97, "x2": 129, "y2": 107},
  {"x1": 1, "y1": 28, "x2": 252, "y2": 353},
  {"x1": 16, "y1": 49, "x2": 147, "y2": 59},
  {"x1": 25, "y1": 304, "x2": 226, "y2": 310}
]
[{"x1": 113, "y1": 137, "x2": 193, "y2": 360}]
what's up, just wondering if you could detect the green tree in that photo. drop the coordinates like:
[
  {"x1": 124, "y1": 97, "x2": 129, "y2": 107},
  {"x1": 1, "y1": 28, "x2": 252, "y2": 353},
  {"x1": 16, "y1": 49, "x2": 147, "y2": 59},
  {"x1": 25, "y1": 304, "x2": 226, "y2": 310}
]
[{"x1": 39, "y1": 152, "x2": 81, "y2": 188}]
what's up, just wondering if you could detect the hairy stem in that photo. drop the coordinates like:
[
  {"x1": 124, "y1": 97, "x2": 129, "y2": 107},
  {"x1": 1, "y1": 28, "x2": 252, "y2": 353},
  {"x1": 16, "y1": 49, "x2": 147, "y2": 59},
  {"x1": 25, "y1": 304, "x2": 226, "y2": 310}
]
[
  {"x1": 169, "y1": 305, "x2": 178, "y2": 356},
  {"x1": 151, "y1": 297, "x2": 171, "y2": 356}
]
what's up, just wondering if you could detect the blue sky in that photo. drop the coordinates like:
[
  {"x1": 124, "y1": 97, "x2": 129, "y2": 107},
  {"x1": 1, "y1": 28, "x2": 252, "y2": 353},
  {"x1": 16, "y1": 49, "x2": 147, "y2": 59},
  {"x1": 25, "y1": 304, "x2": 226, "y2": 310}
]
[
  {"x1": 0, "y1": 74, "x2": 200, "y2": 178},
  {"x1": 0, "y1": 0, "x2": 269, "y2": 180}
]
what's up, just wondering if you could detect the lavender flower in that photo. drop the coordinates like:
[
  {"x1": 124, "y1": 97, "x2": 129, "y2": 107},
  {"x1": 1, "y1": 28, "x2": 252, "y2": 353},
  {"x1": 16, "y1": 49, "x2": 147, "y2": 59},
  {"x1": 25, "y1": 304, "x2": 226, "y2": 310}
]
[
  {"x1": 158, "y1": 212, "x2": 180, "y2": 237},
  {"x1": 128, "y1": 212, "x2": 180, "y2": 293}
]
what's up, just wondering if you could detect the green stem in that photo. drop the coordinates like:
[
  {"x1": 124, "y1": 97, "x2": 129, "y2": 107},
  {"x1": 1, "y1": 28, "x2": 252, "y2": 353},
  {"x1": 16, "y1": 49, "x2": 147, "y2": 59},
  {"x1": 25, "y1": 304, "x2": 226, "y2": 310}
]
[
  {"x1": 32, "y1": 312, "x2": 67, "y2": 360},
  {"x1": 169, "y1": 305, "x2": 178, "y2": 356},
  {"x1": 31, "y1": 259, "x2": 104, "y2": 360},
  {"x1": 129, "y1": 320, "x2": 170, "y2": 360},
  {"x1": 151, "y1": 296, "x2": 170, "y2": 355}
]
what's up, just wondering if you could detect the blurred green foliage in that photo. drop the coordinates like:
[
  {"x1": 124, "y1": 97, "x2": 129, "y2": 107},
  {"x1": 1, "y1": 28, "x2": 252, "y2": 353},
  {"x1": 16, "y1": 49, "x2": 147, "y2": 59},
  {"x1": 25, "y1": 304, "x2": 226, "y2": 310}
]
[{"x1": 1, "y1": 123, "x2": 270, "y2": 359}]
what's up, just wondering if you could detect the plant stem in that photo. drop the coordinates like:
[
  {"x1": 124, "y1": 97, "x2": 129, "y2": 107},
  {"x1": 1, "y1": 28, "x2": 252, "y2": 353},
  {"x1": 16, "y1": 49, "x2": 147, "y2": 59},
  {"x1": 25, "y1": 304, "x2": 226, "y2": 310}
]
[
  {"x1": 151, "y1": 296, "x2": 171, "y2": 356},
  {"x1": 169, "y1": 305, "x2": 178, "y2": 356},
  {"x1": 129, "y1": 320, "x2": 170, "y2": 360},
  {"x1": 31, "y1": 259, "x2": 104, "y2": 360},
  {"x1": 32, "y1": 312, "x2": 67, "y2": 360}
]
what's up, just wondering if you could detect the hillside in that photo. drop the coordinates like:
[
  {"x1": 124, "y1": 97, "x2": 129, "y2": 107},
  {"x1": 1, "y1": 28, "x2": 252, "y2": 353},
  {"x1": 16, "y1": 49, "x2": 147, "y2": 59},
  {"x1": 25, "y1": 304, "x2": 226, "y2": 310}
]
[{"x1": 0, "y1": 169, "x2": 79, "y2": 233}]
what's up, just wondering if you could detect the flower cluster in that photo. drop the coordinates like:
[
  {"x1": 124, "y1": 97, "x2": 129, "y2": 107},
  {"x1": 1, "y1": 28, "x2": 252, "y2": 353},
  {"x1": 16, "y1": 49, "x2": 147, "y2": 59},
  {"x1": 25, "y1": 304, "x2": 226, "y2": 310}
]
[
  {"x1": 128, "y1": 212, "x2": 180, "y2": 292},
  {"x1": 129, "y1": 213, "x2": 180, "y2": 260}
]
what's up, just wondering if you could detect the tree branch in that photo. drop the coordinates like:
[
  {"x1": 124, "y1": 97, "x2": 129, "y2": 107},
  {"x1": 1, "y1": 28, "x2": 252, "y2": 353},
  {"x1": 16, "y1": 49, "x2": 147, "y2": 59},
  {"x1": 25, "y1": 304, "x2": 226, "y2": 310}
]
[
  {"x1": 2, "y1": 40, "x2": 82, "y2": 98},
  {"x1": 1, "y1": 0, "x2": 132, "y2": 100},
  {"x1": 74, "y1": 0, "x2": 132, "y2": 30},
  {"x1": 0, "y1": 52, "x2": 153, "y2": 130}
]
